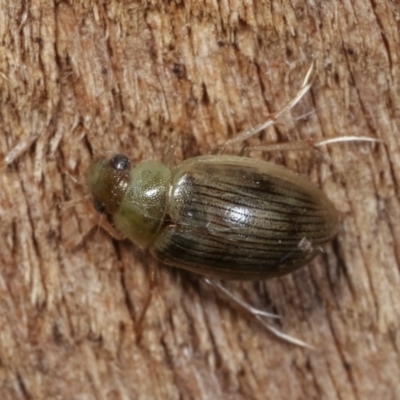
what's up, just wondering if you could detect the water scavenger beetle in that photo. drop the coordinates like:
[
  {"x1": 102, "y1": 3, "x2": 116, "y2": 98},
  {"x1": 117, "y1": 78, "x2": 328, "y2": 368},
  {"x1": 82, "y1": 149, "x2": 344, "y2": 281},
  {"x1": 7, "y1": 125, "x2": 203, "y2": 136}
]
[{"x1": 86, "y1": 66, "x2": 379, "y2": 347}]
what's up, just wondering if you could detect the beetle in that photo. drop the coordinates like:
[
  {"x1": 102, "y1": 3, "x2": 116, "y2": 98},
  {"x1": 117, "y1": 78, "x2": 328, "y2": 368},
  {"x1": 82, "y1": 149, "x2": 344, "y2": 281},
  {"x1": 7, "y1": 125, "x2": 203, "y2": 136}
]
[
  {"x1": 86, "y1": 67, "x2": 379, "y2": 346},
  {"x1": 87, "y1": 153, "x2": 339, "y2": 280}
]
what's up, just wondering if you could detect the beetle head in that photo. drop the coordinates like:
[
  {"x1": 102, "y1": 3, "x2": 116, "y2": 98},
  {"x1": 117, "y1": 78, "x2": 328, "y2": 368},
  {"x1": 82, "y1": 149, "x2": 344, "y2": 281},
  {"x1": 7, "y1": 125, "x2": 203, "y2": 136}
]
[{"x1": 87, "y1": 154, "x2": 131, "y2": 215}]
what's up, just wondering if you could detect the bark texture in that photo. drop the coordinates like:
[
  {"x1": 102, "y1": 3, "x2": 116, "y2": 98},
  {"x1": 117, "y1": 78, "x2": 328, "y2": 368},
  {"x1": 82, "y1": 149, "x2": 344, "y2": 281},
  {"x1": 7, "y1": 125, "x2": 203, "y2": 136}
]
[{"x1": 1, "y1": 1, "x2": 400, "y2": 399}]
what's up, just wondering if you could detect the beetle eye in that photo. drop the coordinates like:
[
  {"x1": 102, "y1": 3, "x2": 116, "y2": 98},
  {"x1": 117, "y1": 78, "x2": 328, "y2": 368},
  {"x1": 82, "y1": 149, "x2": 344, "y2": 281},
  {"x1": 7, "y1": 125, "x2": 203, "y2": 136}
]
[
  {"x1": 93, "y1": 199, "x2": 106, "y2": 214},
  {"x1": 110, "y1": 154, "x2": 130, "y2": 171}
]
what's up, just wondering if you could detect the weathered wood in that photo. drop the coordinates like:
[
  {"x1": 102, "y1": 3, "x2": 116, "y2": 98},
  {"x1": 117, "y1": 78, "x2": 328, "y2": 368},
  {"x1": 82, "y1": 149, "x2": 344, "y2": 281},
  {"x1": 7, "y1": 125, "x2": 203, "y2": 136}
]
[{"x1": 1, "y1": 1, "x2": 399, "y2": 399}]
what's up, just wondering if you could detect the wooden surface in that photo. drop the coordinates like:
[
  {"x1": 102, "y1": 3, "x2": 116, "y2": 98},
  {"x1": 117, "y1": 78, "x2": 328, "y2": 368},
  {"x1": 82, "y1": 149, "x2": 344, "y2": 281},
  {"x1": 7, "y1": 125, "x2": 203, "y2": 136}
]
[{"x1": 1, "y1": 1, "x2": 399, "y2": 399}]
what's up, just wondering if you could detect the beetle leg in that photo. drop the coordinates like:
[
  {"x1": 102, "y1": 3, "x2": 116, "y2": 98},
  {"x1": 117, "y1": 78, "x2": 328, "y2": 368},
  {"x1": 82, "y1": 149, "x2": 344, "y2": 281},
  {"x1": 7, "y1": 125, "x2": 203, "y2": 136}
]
[
  {"x1": 135, "y1": 265, "x2": 158, "y2": 341},
  {"x1": 254, "y1": 316, "x2": 315, "y2": 349},
  {"x1": 96, "y1": 217, "x2": 127, "y2": 240},
  {"x1": 313, "y1": 136, "x2": 382, "y2": 147},
  {"x1": 203, "y1": 279, "x2": 280, "y2": 319},
  {"x1": 59, "y1": 195, "x2": 92, "y2": 212},
  {"x1": 63, "y1": 215, "x2": 126, "y2": 249},
  {"x1": 203, "y1": 279, "x2": 314, "y2": 349},
  {"x1": 239, "y1": 139, "x2": 316, "y2": 157},
  {"x1": 239, "y1": 133, "x2": 383, "y2": 156},
  {"x1": 59, "y1": 170, "x2": 128, "y2": 247},
  {"x1": 63, "y1": 225, "x2": 97, "y2": 250},
  {"x1": 240, "y1": 135, "x2": 382, "y2": 157},
  {"x1": 216, "y1": 64, "x2": 314, "y2": 154}
]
